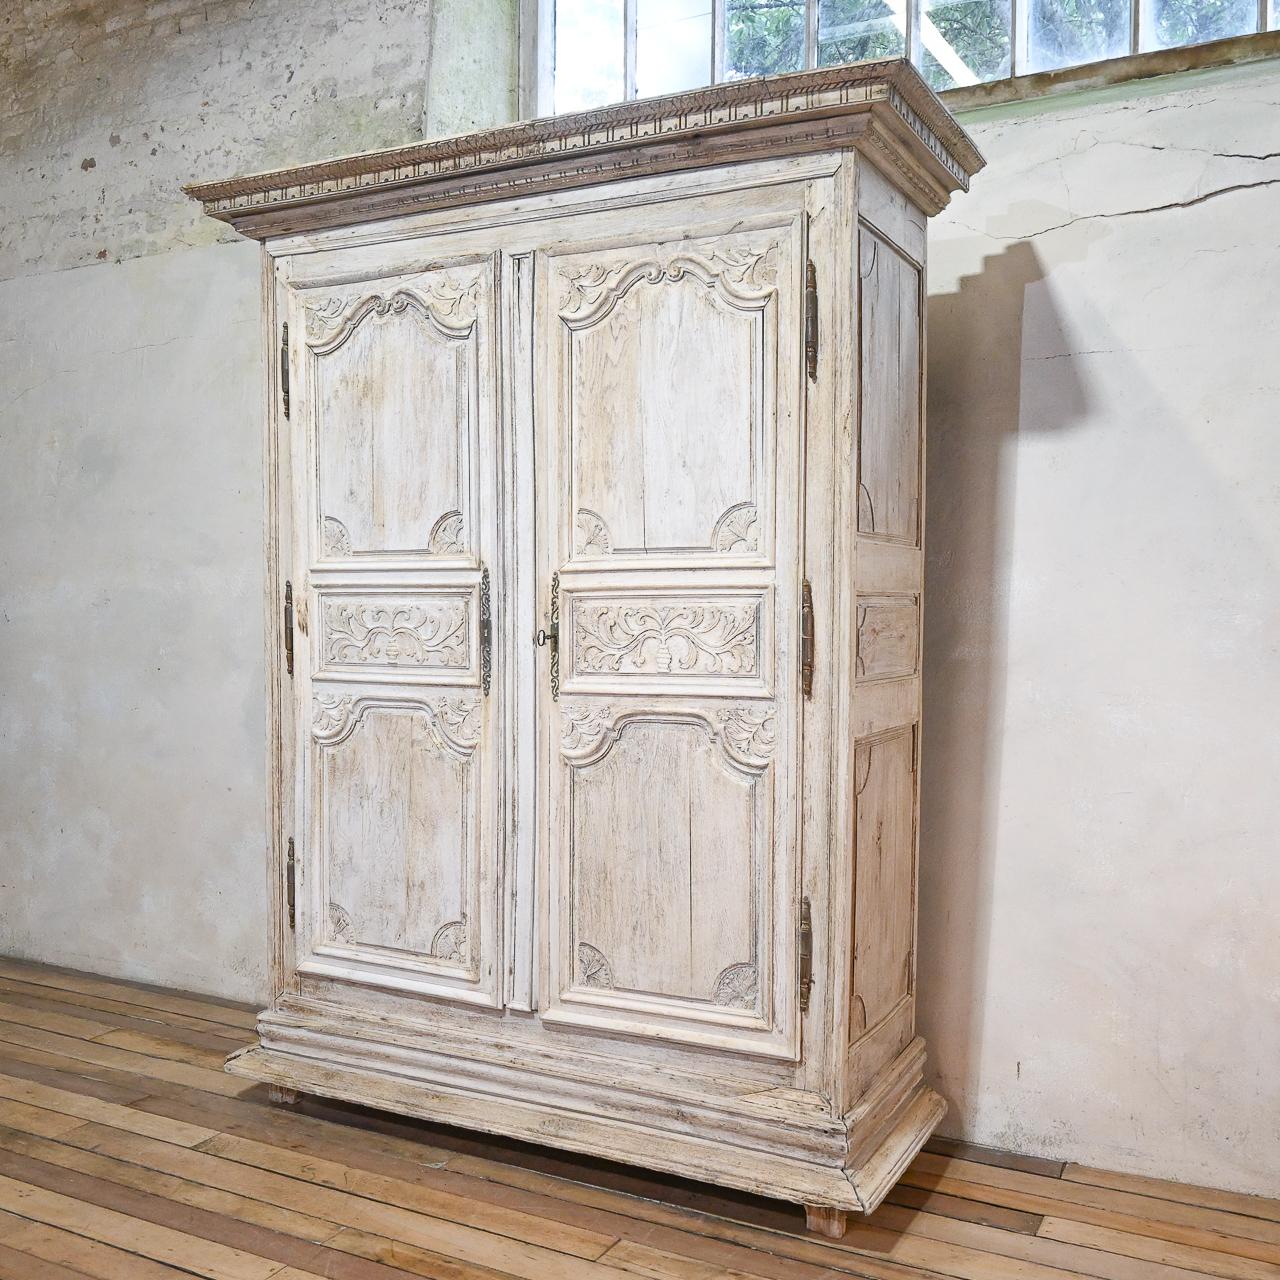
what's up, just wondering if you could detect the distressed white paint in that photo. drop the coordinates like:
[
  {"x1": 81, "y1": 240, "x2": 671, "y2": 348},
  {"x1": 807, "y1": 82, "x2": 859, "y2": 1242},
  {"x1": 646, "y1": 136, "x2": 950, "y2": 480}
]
[
  {"x1": 1, "y1": 0, "x2": 1277, "y2": 1203},
  {"x1": 922, "y1": 57, "x2": 1280, "y2": 1198}
]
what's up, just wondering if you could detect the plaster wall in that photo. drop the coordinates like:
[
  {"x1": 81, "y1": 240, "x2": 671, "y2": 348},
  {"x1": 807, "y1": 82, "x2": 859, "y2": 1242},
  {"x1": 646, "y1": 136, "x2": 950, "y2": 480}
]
[
  {"x1": 922, "y1": 58, "x2": 1280, "y2": 1197},
  {"x1": 0, "y1": 0, "x2": 518, "y2": 1001},
  {"x1": 1, "y1": 1, "x2": 1276, "y2": 1198}
]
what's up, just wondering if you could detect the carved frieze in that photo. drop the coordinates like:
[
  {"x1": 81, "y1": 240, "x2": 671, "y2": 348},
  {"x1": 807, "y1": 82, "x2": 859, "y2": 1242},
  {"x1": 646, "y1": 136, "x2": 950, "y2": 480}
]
[
  {"x1": 321, "y1": 597, "x2": 468, "y2": 669},
  {"x1": 573, "y1": 601, "x2": 758, "y2": 676}
]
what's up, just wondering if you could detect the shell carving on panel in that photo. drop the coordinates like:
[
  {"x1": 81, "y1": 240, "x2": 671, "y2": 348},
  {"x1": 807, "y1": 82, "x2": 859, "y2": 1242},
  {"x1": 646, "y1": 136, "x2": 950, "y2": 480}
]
[
  {"x1": 712, "y1": 502, "x2": 759, "y2": 553},
  {"x1": 322, "y1": 517, "x2": 352, "y2": 557},
  {"x1": 427, "y1": 510, "x2": 465, "y2": 555},
  {"x1": 560, "y1": 702, "x2": 617, "y2": 757},
  {"x1": 577, "y1": 943, "x2": 614, "y2": 989},
  {"x1": 312, "y1": 693, "x2": 355, "y2": 741},
  {"x1": 328, "y1": 902, "x2": 355, "y2": 943},
  {"x1": 574, "y1": 603, "x2": 758, "y2": 676},
  {"x1": 322, "y1": 598, "x2": 468, "y2": 668},
  {"x1": 716, "y1": 706, "x2": 776, "y2": 767},
  {"x1": 712, "y1": 963, "x2": 759, "y2": 1010},
  {"x1": 574, "y1": 509, "x2": 612, "y2": 556},
  {"x1": 431, "y1": 919, "x2": 467, "y2": 964}
]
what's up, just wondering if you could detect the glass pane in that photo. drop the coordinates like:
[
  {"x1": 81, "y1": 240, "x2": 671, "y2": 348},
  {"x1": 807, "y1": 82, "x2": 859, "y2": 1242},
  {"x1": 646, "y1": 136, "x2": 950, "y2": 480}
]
[
  {"x1": 818, "y1": 0, "x2": 906, "y2": 66},
  {"x1": 637, "y1": 0, "x2": 714, "y2": 96},
  {"x1": 1146, "y1": 0, "x2": 1257, "y2": 49},
  {"x1": 1027, "y1": 0, "x2": 1130, "y2": 72},
  {"x1": 919, "y1": 0, "x2": 1011, "y2": 89},
  {"x1": 555, "y1": 0, "x2": 625, "y2": 112},
  {"x1": 724, "y1": 0, "x2": 806, "y2": 79}
]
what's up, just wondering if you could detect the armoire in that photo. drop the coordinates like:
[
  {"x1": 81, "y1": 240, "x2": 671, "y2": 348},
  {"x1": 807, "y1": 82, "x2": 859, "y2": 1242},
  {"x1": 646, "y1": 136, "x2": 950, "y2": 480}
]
[{"x1": 187, "y1": 58, "x2": 983, "y2": 1235}]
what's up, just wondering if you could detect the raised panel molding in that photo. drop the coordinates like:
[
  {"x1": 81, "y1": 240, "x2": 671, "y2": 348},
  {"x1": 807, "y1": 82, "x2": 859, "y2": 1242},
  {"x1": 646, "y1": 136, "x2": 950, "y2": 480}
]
[
  {"x1": 558, "y1": 244, "x2": 779, "y2": 325},
  {"x1": 311, "y1": 693, "x2": 481, "y2": 755},
  {"x1": 320, "y1": 596, "x2": 470, "y2": 670},
  {"x1": 574, "y1": 503, "x2": 761, "y2": 557},
  {"x1": 856, "y1": 596, "x2": 920, "y2": 682},
  {"x1": 305, "y1": 280, "x2": 479, "y2": 351},
  {"x1": 559, "y1": 702, "x2": 775, "y2": 772}
]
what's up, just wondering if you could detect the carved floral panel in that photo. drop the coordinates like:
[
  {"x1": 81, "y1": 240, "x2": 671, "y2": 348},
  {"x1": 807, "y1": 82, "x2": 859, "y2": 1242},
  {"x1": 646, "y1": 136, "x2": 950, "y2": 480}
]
[
  {"x1": 320, "y1": 595, "x2": 470, "y2": 671},
  {"x1": 569, "y1": 599, "x2": 760, "y2": 678}
]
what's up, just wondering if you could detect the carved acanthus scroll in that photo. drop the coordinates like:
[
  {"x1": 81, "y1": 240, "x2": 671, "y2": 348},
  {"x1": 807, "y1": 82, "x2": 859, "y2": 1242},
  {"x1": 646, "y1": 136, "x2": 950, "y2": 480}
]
[
  {"x1": 305, "y1": 279, "x2": 480, "y2": 351},
  {"x1": 574, "y1": 602, "x2": 758, "y2": 676},
  {"x1": 311, "y1": 694, "x2": 481, "y2": 754},
  {"x1": 322, "y1": 597, "x2": 468, "y2": 668},
  {"x1": 558, "y1": 243, "x2": 779, "y2": 326}
]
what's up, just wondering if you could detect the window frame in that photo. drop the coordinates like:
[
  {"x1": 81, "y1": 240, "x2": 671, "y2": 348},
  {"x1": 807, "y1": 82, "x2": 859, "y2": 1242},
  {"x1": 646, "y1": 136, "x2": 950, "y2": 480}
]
[{"x1": 520, "y1": 0, "x2": 1279, "y2": 116}]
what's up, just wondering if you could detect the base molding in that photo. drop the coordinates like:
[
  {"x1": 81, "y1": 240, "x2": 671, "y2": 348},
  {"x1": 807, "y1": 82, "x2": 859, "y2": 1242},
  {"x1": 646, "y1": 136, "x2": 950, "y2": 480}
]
[{"x1": 226, "y1": 1022, "x2": 943, "y2": 1214}]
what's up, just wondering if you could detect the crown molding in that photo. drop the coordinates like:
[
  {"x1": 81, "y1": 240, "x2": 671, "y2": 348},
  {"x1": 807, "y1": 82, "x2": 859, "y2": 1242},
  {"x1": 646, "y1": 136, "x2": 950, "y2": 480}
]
[{"x1": 185, "y1": 59, "x2": 985, "y2": 239}]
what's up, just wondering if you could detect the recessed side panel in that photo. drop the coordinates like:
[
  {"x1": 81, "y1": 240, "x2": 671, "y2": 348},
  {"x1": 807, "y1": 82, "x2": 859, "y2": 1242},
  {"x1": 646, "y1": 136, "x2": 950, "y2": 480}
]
[
  {"x1": 849, "y1": 728, "x2": 917, "y2": 1048},
  {"x1": 857, "y1": 227, "x2": 922, "y2": 546}
]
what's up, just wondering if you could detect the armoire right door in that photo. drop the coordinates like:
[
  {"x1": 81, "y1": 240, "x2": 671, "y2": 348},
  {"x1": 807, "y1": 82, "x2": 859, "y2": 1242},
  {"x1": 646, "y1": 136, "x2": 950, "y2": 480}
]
[{"x1": 533, "y1": 192, "x2": 809, "y2": 1061}]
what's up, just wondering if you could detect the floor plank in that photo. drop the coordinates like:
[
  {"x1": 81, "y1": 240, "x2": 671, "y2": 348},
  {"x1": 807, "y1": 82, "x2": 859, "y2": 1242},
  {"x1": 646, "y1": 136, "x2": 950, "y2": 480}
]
[{"x1": 0, "y1": 957, "x2": 1264, "y2": 1280}]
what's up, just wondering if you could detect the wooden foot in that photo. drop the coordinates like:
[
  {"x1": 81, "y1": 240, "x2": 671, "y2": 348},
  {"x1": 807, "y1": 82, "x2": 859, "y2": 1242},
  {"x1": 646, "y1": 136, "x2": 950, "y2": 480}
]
[
  {"x1": 805, "y1": 1205, "x2": 848, "y2": 1238},
  {"x1": 268, "y1": 1085, "x2": 299, "y2": 1106}
]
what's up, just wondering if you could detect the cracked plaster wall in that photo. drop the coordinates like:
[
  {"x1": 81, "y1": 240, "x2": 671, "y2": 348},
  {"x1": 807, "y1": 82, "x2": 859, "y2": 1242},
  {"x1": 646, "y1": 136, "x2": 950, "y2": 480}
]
[
  {"x1": 921, "y1": 57, "x2": 1280, "y2": 1197},
  {"x1": 0, "y1": 0, "x2": 517, "y2": 1002}
]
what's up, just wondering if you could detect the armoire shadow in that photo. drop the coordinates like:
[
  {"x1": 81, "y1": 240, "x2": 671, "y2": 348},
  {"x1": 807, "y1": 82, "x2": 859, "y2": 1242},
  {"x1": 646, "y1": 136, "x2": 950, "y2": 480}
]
[{"x1": 917, "y1": 238, "x2": 1090, "y2": 1132}]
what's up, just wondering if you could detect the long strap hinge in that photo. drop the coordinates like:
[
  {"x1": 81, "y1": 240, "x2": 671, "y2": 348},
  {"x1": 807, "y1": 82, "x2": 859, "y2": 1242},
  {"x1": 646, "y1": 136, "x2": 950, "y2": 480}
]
[{"x1": 798, "y1": 897, "x2": 813, "y2": 1013}]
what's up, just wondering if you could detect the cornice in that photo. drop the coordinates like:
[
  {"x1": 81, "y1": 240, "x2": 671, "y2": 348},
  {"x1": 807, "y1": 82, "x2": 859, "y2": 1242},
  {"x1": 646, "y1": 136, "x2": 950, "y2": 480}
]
[{"x1": 185, "y1": 59, "x2": 984, "y2": 238}]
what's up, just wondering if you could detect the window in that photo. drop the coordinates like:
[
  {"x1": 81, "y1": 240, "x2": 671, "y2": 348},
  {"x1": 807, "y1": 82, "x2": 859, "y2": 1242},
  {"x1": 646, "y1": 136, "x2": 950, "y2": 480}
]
[{"x1": 539, "y1": 0, "x2": 1275, "y2": 106}]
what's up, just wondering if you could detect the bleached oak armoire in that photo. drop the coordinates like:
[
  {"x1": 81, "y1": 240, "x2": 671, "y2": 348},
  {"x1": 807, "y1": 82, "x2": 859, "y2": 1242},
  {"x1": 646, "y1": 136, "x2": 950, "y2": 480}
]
[{"x1": 187, "y1": 59, "x2": 982, "y2": 1235}]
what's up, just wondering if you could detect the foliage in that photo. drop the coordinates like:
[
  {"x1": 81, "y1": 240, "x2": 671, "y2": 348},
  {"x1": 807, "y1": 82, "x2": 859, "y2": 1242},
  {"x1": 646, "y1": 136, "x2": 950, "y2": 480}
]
[{"x1": 725, "y1": 0, "x2": 806, "y2": 76}]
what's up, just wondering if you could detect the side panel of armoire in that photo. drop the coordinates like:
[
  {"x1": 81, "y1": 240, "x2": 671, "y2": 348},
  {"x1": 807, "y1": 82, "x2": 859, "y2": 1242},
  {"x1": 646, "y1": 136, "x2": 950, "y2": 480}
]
[{"x1": 842, "y1": 161, "x2": 932, "y2": 1131}]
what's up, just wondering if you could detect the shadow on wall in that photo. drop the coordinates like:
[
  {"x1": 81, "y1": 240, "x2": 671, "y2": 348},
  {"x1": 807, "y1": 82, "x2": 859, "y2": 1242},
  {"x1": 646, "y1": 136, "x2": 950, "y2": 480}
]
[{"x1": 918, "y1": 239, "x2": 1089, "y2": 1132}]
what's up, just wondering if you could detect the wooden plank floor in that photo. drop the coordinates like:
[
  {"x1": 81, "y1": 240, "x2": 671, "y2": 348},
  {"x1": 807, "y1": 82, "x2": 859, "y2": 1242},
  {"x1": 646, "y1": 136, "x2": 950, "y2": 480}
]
[{"x1": 0, "y1": 960, "x2": 1274, "y2": 1280}]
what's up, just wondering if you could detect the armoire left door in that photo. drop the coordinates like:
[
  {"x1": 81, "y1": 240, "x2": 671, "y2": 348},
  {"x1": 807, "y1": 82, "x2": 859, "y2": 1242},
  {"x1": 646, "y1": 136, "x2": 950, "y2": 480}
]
[{"x1": 283, "y1": 252, "x2": 505, "y2": 1008}]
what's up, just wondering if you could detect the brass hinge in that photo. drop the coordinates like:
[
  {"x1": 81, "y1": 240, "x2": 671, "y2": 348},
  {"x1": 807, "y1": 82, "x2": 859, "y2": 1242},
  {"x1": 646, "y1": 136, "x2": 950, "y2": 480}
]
[
  {"x1": 285, "y1": 837, "x2": 296, "y2": 930},
  {"x1": 479, "y1": 567, "x2": 492, "y2": 697},
  {"x1": 800, "y1": 579, "x2": 814, "y2": 699},
  {"x1": 283, "y1": 580, "x2": 295, "y2": 677},
  {"x1": 804, "y1": 260, "x2": 818, "y2": 381},
  {"x1": 279, "y1": 322, "x2": 290, "y2": 419},
  {"x1": 798, "y1": 897, "x2": 813, "y2": 1013},
  {"x1": 534, "y1": 571, "x2": 560, "y2": 701}
]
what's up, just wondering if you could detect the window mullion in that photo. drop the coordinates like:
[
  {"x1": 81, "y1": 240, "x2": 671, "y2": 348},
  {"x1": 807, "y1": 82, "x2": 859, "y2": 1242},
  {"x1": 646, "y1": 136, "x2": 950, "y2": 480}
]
[
  {"x1": 1011, "y1": 0, "x2": 1029, "y2": 76},
  {"x1": 806, "y1": 0, "x2": 819, "y2": 69},
  {"x1": 624, "y1": 0, "x2": 638, "y2": 99},
  {"x1": 906, "y1": 0, "x2": 921, "y2": 66},
  {"x1": 712, "y1": 0, "x2": 725, "y2": 81}
]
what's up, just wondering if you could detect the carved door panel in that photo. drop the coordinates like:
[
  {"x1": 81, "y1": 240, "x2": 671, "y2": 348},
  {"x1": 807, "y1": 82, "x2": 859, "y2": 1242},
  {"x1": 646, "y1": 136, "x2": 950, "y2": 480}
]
[
  {"x1": 536, "y1": 209, "x2": 805, "y2": 1059},
  {"x1": 287, "y1": 255, "x2": 503, "y2": 1008}
]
